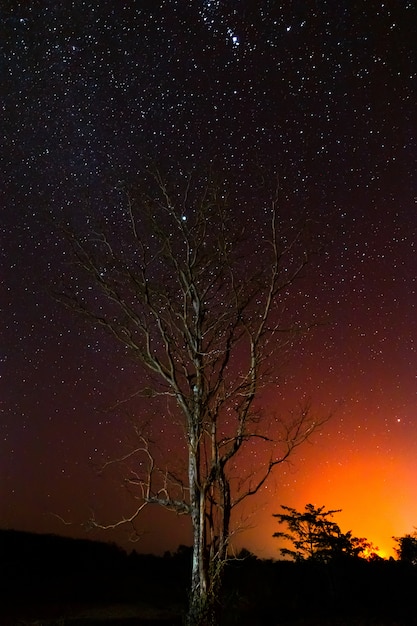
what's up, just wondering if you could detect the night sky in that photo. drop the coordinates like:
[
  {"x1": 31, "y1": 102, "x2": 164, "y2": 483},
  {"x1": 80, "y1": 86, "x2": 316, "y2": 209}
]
[{"x1": 2, "y1": 1, "x2": 416, "y2": 559}]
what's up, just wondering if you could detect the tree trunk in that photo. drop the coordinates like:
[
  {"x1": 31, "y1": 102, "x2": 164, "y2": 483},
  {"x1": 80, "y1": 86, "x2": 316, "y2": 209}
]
[{"x1": 187, "y1": 430, "x2": 212, "y2": 625}]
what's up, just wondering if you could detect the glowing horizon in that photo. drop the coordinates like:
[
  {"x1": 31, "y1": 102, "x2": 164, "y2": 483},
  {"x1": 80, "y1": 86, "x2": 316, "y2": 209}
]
[{"x1": 237, "y1": 413, "x2": 417, "y2": 561}]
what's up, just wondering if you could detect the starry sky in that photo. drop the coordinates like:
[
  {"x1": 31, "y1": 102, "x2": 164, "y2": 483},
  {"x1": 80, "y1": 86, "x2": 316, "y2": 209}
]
[{"x1": 1, "y1": 1, "x2": 416, "y2": 559}]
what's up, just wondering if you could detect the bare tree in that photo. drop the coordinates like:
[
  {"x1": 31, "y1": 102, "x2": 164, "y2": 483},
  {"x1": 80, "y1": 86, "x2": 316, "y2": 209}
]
[{"x1": 55, "y1": 168, "x2": 326, "y2": 624}]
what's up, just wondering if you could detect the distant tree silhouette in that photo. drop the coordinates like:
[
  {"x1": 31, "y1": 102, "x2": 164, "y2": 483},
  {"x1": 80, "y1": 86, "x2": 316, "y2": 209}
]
[
  {"x1": 235, "y1": 547, "x2": 258, "y2": 561},
  {"x1": 273, "y1": 503, "x2": 371, "y2": 561},
  {"x1": 393, "y1": 531, "x2": 417, "y2": 565}
]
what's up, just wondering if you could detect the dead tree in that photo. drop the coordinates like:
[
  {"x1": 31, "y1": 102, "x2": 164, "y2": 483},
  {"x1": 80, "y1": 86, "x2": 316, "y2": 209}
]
[{"x1": 56, "y1": 169, "x2": 326, "y2": 625}]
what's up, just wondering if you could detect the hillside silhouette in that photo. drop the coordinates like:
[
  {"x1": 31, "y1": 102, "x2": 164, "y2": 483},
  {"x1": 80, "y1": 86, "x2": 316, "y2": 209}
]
[{"x1": 1, "y1": 529, "x2": 417, "y2": 625}]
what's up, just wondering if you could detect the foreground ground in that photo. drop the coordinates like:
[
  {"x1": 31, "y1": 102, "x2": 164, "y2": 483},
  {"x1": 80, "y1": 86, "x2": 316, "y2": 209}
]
[
  {"x1": 2, "y1": 604, "x2": 417, "y2": 626},
  {"x1": 1, "y1": 530, "x2": 417, "y2": 625}
]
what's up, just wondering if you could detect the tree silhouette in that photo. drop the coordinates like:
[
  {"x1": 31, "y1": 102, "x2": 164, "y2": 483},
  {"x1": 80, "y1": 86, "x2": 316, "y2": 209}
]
[
  {"x1": 273, "y1": 503, "x2": 371, "y2": 562},
  {"x1": 393, "y1": 531, "x2": 417, "y2": 565},
  {"x1": 55, "y1": 168, "x2": 326, "y2": 625}
]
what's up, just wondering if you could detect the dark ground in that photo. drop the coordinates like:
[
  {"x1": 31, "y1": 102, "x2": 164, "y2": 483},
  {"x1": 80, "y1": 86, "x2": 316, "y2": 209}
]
[{"x1": 1, "y1": 530, "x2": 416, "y2": 625}]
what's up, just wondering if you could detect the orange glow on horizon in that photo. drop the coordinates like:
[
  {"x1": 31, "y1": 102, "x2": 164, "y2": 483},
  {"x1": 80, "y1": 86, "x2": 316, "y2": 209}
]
[{"x1": 236, "y1": 421, "x2": 417, "y2": 561}]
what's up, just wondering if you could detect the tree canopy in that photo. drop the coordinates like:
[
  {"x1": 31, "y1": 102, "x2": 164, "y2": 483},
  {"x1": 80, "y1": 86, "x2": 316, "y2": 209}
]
[
  {"x1": 273, "y1": 503, "x2": 374, "y2": 562},
  {"x1": 393, "y1": 531, "x2": 417, "y2": 565},
  {"x1": 56, "y1": 168, "x2": 326, "y2": 624}
]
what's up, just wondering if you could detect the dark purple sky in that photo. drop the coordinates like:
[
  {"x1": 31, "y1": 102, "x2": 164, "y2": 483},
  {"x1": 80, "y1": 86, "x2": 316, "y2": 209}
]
[{"x1": 1, "y1": 1, "x2": 415, "y2": 557}]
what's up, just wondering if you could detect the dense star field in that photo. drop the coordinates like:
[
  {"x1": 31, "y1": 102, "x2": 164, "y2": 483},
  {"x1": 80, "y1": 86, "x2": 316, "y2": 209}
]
[{"x1": 1, "y1": 1, "x2": 416, "y2": 558}]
